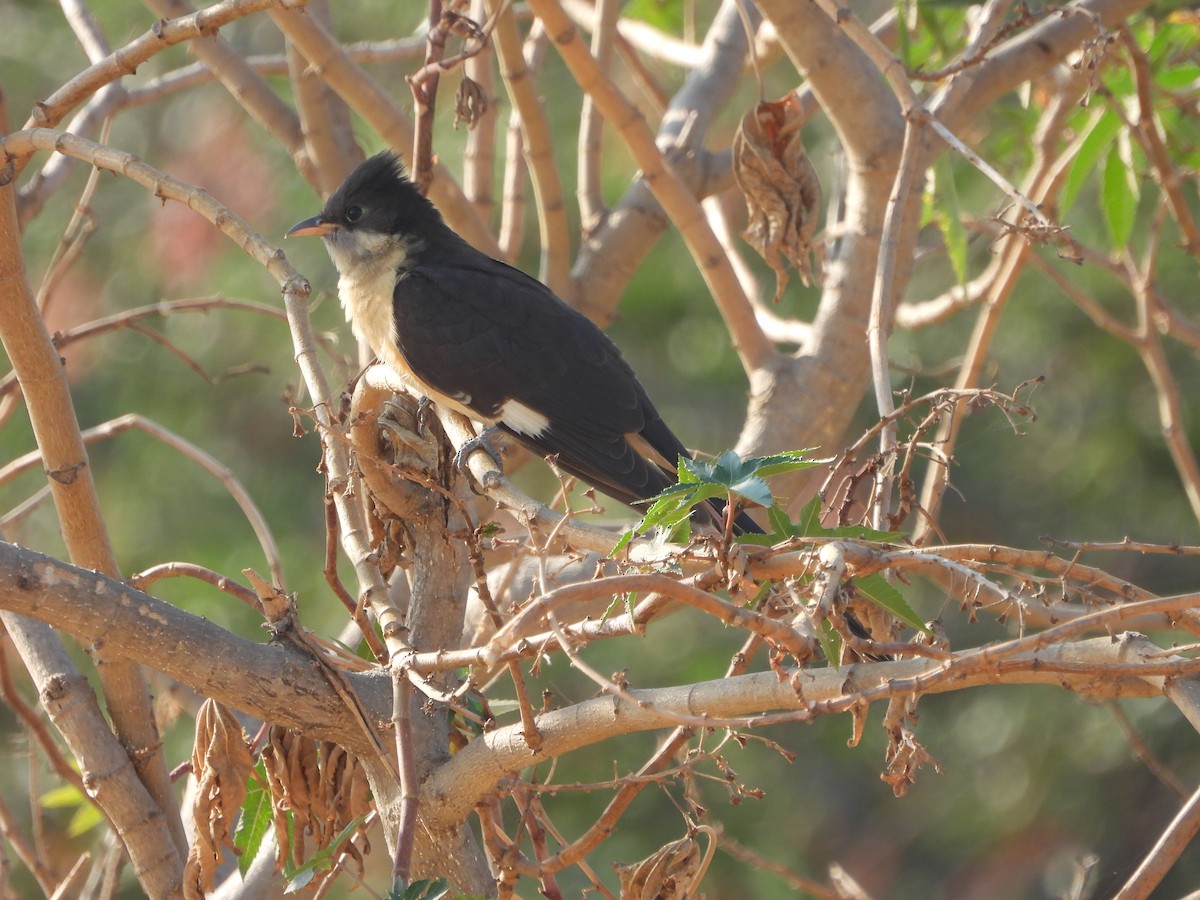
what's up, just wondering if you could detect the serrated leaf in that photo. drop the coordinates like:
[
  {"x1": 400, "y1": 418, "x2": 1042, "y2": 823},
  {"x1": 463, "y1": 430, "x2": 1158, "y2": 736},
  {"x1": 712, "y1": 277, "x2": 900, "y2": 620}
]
[
  {"x1": 284, "y1": 815, "x2": 368, "y2": 892},
  {"x1": 683, "y1": 450, "x2": 756, "y2": 486},
  {"x1": 612, "y1": 529, "x2": 635, "y2": 555},
  {"x1": 728, "y1": 474, "x2": 773, "y2": 508},
  {"x1": 793, "y1": 495, "x2": 822, "y2": 536},
  {"x1": 234, "y1": 762, "x2": 272, "y2": 877},
  {"x1": 644, "y1": 483, "x2": 724, "y2": 527},
  {"x1": 1102, "y1": 141, "x2": 1137, "y2": 247},
  {"x1": 613, "y1": 483, "x2": 710, "y2": 553},
  {"x1": 747, "y1": 450, "x2": 825, "y2": 479},
  {"x1": 857, "y1": 574, "x2": 928, "y2": 634},
  {"x1": 1062, "y1": 109, "x2": 1121, "y2": 214},
  {"x1": 768, "y1": 502, "x2": 793, "y2": 536},
  {"x1": 715, "y1": 448, "x2": 746, "y2": 476},
  {"x1": 783, "y1": 497, "x2": 908, "y2": 541},
  {"x1": 676, "y1": 456, "x2": 702, "y2": 483}
]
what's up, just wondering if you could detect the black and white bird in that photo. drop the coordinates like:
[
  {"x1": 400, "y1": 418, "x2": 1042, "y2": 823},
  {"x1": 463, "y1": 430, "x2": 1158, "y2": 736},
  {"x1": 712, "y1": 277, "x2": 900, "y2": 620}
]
[{"x1": 287, "y1": 151, "x2": 757, "y2": 532}]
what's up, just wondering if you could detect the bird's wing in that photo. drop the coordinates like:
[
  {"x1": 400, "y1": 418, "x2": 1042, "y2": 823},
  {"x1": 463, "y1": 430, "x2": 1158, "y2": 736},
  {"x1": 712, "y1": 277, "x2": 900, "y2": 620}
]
[{"x1": 391, "y1": 255, "x2": 691, "y2": 507}]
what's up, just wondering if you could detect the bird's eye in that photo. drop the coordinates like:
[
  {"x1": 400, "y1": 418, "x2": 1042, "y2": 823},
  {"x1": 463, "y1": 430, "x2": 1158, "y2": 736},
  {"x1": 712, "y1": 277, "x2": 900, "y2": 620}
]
[{"x1": 346, "y1": 205, "x2": 363, "y2": 223}]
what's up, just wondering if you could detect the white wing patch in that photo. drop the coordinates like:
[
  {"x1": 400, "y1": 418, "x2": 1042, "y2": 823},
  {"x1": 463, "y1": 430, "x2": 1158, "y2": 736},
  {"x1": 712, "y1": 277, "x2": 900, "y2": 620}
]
[{"x1": 500, "y1": 399, "x2": 550, "y2": 437}]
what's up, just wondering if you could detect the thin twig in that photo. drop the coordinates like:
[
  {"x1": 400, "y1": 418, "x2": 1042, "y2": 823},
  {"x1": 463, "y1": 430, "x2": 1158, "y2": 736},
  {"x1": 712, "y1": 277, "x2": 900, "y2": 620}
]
[
  {"x1": 130, "y1": 562, "x2": 260, "y2": 610},
  {"x1": 1114, "y1": 783, "x2": 1200, "y2": 900},
  {"x1": 0, "y1": 413, "x2": 286, "y2": 587}
]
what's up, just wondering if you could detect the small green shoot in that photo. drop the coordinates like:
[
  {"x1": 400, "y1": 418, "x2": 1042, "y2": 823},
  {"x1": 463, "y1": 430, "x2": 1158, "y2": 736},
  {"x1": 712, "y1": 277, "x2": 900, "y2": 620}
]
[
  {"x1": 613, "y1": 450, "x2": 824, "y2": 552},
  {"x1": 233, "y1": 761, "x2": 272, "y2": 876}
]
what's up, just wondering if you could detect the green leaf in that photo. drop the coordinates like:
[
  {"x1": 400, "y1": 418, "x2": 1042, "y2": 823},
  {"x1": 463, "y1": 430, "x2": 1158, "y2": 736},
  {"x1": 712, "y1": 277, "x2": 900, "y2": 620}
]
[
  {"x1": 234, "y1": 762, "x2": 273, "y2": 877},
  {"x1": 40, "y1": 784, "x2": 103, "y2": 837},
  {"x1": 40, "y1": 784, "x2": 86, "y2": 809},
  {"x1": 894, "y1": 0, "x2": 913, "y2": 67},
  {"x1": 68, "y1": 803, "x2": 104, "y2": 837},
  {"x1": 483, "y1": 698, "x2": 524, "y2": 716},
  {"x1": 1101, "y1": 141, "x2": 1138, "y2": 247},
  {"x1": 1155, "y1": 61, "x2": 1200, "y2": 89},
  {"x1": 676, "y1": 456, "x2": 702, "y2": 483},
  {"x1": 767, "y1": 502, "x2": 792, "y2": 536},
  {"x1": 600, "y1": 591, "x2": 637, "y2": 624},
  {"x1": 816, "y1": 619, "x2": 842, "y2": 670},
  {"x1": 931, "y1": 157, "x2": 969, "y2": 289},
  {"x1": 612, "y1": 483, "x2": 706, "y2": 553},
  {"x1": 284, "y1": 815, "x2": 369, "y2": 892},
  {"x1": 784, "y1": 497, "x2": 908, "y2": 542},
  {"x1": 621, "y1": 0, "x2": 685, "y2": 32},
  {"x1": 1148, "y1": 19, "x2": 1191, "y2": 62},
  {"x1": 744, "y1": 450, "x2": 826, "y2": 479},
  {"x1": 681, "y1": 449, "x2": 824, "y2": 510},
  {"x1": 730, "y1": 474, "x2": 772, "y2": 509},
  {"x1": 856, "y1": 574, "x2": 929, "y2": 634},
  {"x1": 1062, "y1": 110, "x2": 1121, "y2": 215},
  {"x1": 616, "y1": 450, "x2": 825, "y2": 551},
  {"x1": 285, "y1": 867, "x2": 315, "y2": 893}
]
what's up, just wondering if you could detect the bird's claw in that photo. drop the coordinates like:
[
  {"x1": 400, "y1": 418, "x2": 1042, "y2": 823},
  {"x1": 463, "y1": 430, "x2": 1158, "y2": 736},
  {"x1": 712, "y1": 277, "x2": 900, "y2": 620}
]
[
  {"x1": 414, "y1": 395, "x2": 434, "y2": 431},
  {"x1": 378, "y1": 399, "x2": 437, "y2": 462},
  {"x1": 454, "y1": 426, "x2": 505, "y2": 471}
]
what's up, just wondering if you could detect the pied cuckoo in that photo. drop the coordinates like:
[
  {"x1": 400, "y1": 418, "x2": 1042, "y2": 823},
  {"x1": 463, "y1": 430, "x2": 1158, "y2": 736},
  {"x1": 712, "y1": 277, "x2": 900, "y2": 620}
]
[{"x1": 287, "y1": 152, "x2": 758, "y2": 533}]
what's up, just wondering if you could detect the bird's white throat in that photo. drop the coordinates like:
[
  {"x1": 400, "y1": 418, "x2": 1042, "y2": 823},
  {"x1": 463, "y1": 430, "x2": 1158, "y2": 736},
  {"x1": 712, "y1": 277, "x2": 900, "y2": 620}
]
[
  {"x1": 322, "y1": 228, "x2": 483, "y2": 420},
  {"x1": 324, "y1": 229, "x2": 419, "y2": 367}
]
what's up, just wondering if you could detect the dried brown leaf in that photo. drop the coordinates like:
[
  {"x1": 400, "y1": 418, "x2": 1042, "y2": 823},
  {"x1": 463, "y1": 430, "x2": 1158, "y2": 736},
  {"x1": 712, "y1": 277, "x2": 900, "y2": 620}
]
[
  {"x1": 732, "y1": 95, "x2": 822, "y2": 300},
  {"x1": 260, "y1": 727, "x2": 373, "y2": 882},
  {"x1": 615, "y1": 835, "x2": 701, "y2": 899},
  {"x1": 881, "y1": 698, "x2": 941, "y2": 797},
  {"x1": 261, "y1": 728, "x2": 292, "y2": 870},
  {"x1": 455, "y1": 76, "x2": 488, "y2": 130},
  {"x1": 183, "y1": 700, "x2": 252, "y2": 899}
]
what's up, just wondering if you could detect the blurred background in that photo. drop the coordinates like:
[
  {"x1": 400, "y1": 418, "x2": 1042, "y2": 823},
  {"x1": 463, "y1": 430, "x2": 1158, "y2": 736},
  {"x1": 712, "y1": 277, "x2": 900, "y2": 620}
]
[{"x1": 2, "y1": 0, "x2": 1199, "y2": 897}]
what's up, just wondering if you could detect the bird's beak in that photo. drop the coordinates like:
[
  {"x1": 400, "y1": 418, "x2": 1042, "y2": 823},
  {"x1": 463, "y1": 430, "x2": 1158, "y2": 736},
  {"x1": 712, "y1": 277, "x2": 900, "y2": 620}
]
[{"x1": 286, "y1": 215, "x2": 336, "y2": 238}]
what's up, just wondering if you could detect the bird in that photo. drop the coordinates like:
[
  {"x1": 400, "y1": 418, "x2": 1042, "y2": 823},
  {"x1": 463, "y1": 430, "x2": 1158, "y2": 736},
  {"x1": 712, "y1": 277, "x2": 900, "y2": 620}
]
[{"x1": 287, "y1": 151, "x2": 759, "y2": 534}]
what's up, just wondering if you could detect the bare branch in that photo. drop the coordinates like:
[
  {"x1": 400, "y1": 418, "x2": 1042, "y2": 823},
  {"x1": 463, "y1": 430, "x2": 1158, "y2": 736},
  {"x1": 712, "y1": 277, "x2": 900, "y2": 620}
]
[
  {"x1": 528, "y1": 0, "x2": 772, "y2": 374},
  {"x1": 24, "y1": 0, "x2": 300, "y2": 135}
]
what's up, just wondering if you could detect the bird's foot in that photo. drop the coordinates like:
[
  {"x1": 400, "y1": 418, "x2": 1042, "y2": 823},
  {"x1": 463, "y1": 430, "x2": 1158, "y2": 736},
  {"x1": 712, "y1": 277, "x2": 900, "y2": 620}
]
[
  {"x1": 378, "y1": 399, "x2": 438, "y2": 464},
  {"x1": 414, "y1": 395, "x2": 435, "y2": 432},
  {"x1": 454, "y1": 425, "x2": 505, "y2": 471}
]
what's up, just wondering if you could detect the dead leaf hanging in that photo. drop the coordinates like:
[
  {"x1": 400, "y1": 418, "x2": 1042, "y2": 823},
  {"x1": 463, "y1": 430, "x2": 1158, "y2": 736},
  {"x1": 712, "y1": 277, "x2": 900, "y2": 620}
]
[
  {"x1": 261, "y1": 726, "x2": 372, "y2": 883},
  {"x1": 183, "y1": 699, "x2": 252, "y2": 900},
  {"x1": 614, "y1": 835, "x2": 703, "y2": 899},
  {"x1": 732, "y1": 94, "x2": 822, "y2": 300}
]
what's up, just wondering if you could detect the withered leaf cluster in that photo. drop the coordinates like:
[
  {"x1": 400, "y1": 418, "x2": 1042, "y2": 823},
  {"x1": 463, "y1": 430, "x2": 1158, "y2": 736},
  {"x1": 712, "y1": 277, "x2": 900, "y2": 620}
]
[
  {"x1": 184, "y1": 700, "x2": 252, "y2": 899},
  {"x1": 614, "y1": 835, "x2": 703, "y2": 900},
  {"x1": 261, "y1": 725, "x2": 373, "y2": 878},
  {"x1": 182, "y1": 705, "x2": 372, "y2": 897},
  {"x1": 732, "y1": 94, "x2": 823, "y2": 300}
]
